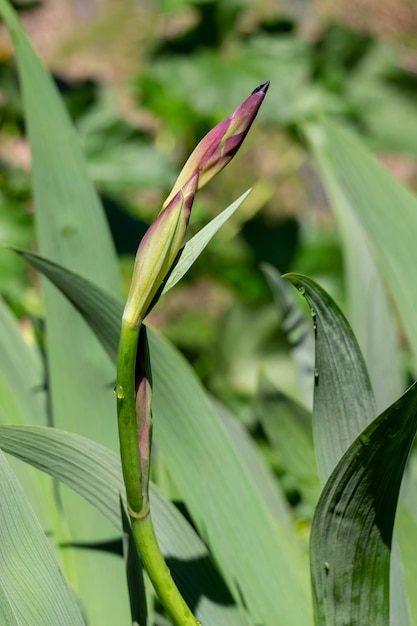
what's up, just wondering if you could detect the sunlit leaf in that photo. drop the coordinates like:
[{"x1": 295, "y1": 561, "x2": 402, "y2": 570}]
[
  {"x1": 0, "y1": 448, "x2": 85, "y2": 625},
  {"x1": 0, "y1": 424, "x2": 245, "y2": 626},
  {"x1": 18, "y1": 252, "x2": 313, "y2": 625},
  {"x1": 163, "y1": 189, "x2": 252, "y2": 294},
  {"x1": 305, "y1": 121, "x2": 403, "y2": 412},
  {"x1": 310, "y1": 382, "x2": 417, "y2": 625}
]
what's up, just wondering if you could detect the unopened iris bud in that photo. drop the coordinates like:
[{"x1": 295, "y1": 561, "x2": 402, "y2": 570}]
[
  {"x1": 123, "y1": 82, "x2": 269, "y2": 328},
  {"x1": 163, "y1": 81, "x2": 270, "y2": 208},
  {"x1": 123, "y1": 172, "x2": 198, "y2": 327}
]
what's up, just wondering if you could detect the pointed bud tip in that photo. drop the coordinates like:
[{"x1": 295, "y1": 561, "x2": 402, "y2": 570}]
[{"x1": 252, "y1": 81, "x2": 270, "y2": 95}]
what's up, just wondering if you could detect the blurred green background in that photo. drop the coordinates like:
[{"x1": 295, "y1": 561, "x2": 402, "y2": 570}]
[{"x1": 2, "y1": 0, "x2": 417, "y2": 423}]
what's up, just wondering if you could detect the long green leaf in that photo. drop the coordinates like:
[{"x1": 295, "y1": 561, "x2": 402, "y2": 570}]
[
  {"x1": 304, "y1": 118, "x2": 417, "y2": 372},
  {"x1": 305, "y1": 122, "x2": 403, "y2": 412},
  {"x1": 285, "y1": 273, "x2": 376, "y2": 483},
  {"x1": 0, "y1": 448, "x2": 85, "y2": 625},
  {"x1": 0, "y1": 0, "x2": 129, "y2": 626},
  {"x1": 257, "y1": 373, "x2": 320, "y2": 508},
  {"x1": 18, "y1": 253, "x2": 312, "y2": 625},
  {"x1": 0, "y1": 1, "x2": 128, "y2": 620},
  {"x1": 0, "y1": 297, "x2": 54, "y2": 528},
  {"x1": 287, "y1": 273, "x2": 410, "y2": 625},
  {"x1": 0, "y1": 424, "x2": 247, "y2": 626},
  {"x1": 163, "y1": 189, "x2": 252, "y2": 294},
  {"x1": 310, "y1": 382, "x2": 417, "y2": 625},
  {"x1": 150, "y1": 321, "x2": 311, "y2": 626}
]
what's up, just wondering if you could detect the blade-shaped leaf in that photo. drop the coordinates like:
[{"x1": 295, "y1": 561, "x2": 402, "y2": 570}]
[
  {"x1": 0, "y1": 448, "x2": 85, "y2": 625},
  {"x1": 13, "y1": 249, "x2": 121, "y2": 364},
  {"x1": 212, "y1": 397, "x2": 293, "y2": 532},
  {"x1": 284, "y1": 273, "x2": 376, "y2": 483},
  {"x1": 17, "y1": 254, "x2": 312, "y2": 624},
  {"x1": 305, "y1": 122, "x2": 403, "y2": 412},
  {"x1": 256, "y1": 373, "x2": 320, "y2": 508},
  {"x1": 0, "y1": 424, "x2": 247, "y2": 626},
  {"x1": 0, "y1": 296, "x2": 54, "y2": 528},
  {"x1": 150, "y1": 325, "x2": 311, "y2": 625},
  {"x1": 286, "y1": 272, "x2": 410, "y2": 625},
  {"x1": 0, "y1": 1, "x2": 127, "y2": 622},
  {"x1": 310, "y1": 382, "x2": 417, "y2": 625},
  {"x1": 304, "y1": 118, "x2": 417, "y2": 372},
  {"x1": 162, "y1": 189, "x2": 252, "y2": 294}
]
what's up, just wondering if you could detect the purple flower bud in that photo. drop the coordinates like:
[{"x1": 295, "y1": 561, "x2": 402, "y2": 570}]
[
  {"x1": 123, "y1": 173, "x2": 198, "y2": 326},
  {"x1": 163, "y1": 82, "x2": 269, "y2": 208}
]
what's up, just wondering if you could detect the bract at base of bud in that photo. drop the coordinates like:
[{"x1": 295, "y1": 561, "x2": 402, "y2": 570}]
[{"x1": 123, "y1": 172, "x2": 198, "y2": 327}]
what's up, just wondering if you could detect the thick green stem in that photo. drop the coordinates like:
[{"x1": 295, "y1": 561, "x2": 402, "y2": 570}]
[
  {"x1": 116, "y1": 320, "x2": 199, "y2": 626},
  {"x1": 131, "y1": 512, "x2": 200, "y2": 626},
  {"x1": 117, "y1": 321, "x2": 142, "y2": 513}
]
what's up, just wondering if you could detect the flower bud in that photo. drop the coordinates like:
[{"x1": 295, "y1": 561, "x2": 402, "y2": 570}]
[
  {"x1": 123, "y1": 172, "x2": 198, "y2": 327},
  {"x1": 163, "y1": 81, "x2": 269, "y2": 208}
]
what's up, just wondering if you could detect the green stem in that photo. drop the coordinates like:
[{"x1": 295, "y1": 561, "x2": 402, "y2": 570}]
[
  {"x1": 116, "y1": 320, "x2": 199, "y2": 626},
  {"x1": 117, "y1": 321, "x2": 142, "y2": 513},
  {"x1": 132, "y1": 512, "x2": 200, "y2": 626}
]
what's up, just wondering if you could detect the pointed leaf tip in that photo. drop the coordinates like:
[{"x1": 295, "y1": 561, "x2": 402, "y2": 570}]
[{"x1": 252, "y1": 81, "x2": 270, "y2": 95}]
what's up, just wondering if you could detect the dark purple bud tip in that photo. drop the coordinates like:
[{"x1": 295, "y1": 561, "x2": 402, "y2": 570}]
[{"x1": 252, "y1": 81, "x2": 270, "y2": 95}]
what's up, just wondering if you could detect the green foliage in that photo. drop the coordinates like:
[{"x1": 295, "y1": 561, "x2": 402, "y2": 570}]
[{"x1": 2, "y1": 1, "x2": 417, "y2": 625}]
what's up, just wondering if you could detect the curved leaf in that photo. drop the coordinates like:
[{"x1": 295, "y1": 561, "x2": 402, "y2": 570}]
[
  {"x1": 0, "y1": 424, "x2": 247, "y2": 626},
  {"x1": 0, "y1": 1, "x2": 127, "y2": 621},
  {"x1": 284, "y1": 273, "x2": 376, "y2": 483},
  {"x1": 0, "y1": 448, "x2": 85, "y2": 625},
  {"x1": 310, "y1": 382, "x2": 417, "y2": 625},
  {"x1": 304, "y1": 118, "x2": 417, "y2": 373},
  {"x1": 286, "y1": 273, "x2": 410, "y2": 625},
  {"x1": 305, "y1": 121, "x2": 403, "y2": 412},
  {"x1": 17, "y1": 254, "x2": 312, "y2": 625}
]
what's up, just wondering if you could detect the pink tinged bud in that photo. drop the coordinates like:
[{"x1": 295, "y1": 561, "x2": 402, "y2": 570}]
[
  {"x1": 163, "y1": 81, "x2": 269, "y2": 208},
  {"x1": 135, "y1": 327, "x2": 152, "y2": 516},
  {"x1": 123, "y1": 172, "x2": 198, "y2": 327}
]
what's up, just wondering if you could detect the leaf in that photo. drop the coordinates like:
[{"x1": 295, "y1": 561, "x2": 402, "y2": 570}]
[
  {"x1": 150, "y1": 328, "x2": 311, "y2": 626},
  {"x1": 0, "y1": 448, "x2": 85, "y2": 626},
  {"x1": 0, "y1": 296, "x2": 53, "y2": 526},
  {"x1": 17, "y1": 253, "x2": 312, "y2": 625},
  {"x1": 284, "y1": 273, "x2": 376, "y2": 483},
  {"x1": 305, "y1": 121, "x2": 403, "y2": 412},
  {"x1": 212, "y1": 397, "x2": 293, "y2": 531},
  {"x1": 0, "y1": 1, "x2": 130, "y2": 621},
  {"x1": 286, "y1": 273, "x2": 411, "y2": 625},
  {"x1": 256, "y1": 373, "x2": 320, "y2": 508},
  {"x1": 162, "y1": 189, "x2": 252, "y2": 294},
  {"x1": 310, "y1": 382, "x2": 417, "y2": 625},
  {"x1": 396, "y1": 502, "x2": 417, "y2": 625},
  {"x1": 0, "y1": 424, "x2": 246, "y2": 626},
  {"x1": 304, "y1": 117, "x2": 417, "y2": 372}
]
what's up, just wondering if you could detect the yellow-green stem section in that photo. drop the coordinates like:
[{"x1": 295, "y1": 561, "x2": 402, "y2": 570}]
[
  {"x1": 117, "y1": 320, "x2": 199, "y2": 625},
  {"x1": 117, "y1": 322, "x2": 142, "y2": 513},
  {"x1": 132, "y1": 512, "x2": 200, "y2": 626}
]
